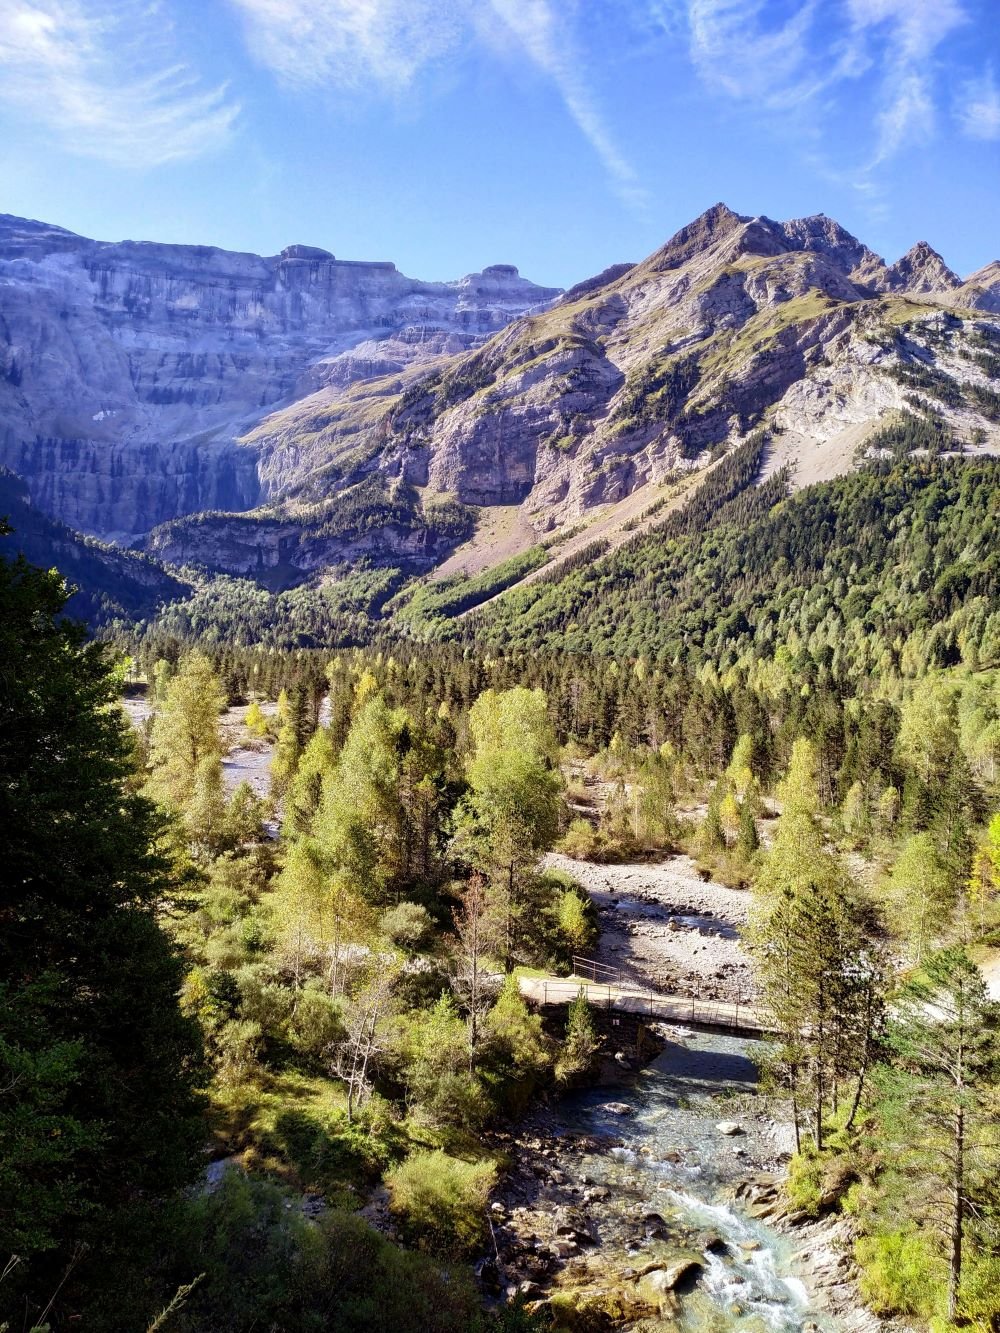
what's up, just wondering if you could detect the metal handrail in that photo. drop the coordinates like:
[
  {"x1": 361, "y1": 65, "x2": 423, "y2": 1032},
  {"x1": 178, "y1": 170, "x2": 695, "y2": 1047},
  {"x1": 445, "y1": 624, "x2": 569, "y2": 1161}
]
[{"x1": 537, "y1": 967, "x2": 769, "y2": 1036}]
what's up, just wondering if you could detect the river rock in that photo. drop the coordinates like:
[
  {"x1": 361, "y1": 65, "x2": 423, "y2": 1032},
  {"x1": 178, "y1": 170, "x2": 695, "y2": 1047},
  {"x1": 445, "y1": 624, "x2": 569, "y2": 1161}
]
[
  {"x1": 716, "y1": 1120, "x2": 743, "y2": 1136},
  {"x1": 697, "y1": 1232, "x2": 728, "y2": 1255},
  {"x1": 639, "y1": 1258, "x2": 704, "y2": 1296}
]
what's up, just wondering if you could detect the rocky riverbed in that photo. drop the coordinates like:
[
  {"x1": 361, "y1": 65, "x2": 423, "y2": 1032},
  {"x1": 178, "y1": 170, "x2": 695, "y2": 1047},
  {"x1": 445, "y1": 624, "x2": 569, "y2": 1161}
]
[
  {"x1": 122, "y1": 693, "x2": 278, "y2": 801},
  {"x1": 544, "y1": 852, "x2": 755, "y2": 1004},
  {"x1": 500, "y1": 852, "x2": 884, "y2": 1331}
]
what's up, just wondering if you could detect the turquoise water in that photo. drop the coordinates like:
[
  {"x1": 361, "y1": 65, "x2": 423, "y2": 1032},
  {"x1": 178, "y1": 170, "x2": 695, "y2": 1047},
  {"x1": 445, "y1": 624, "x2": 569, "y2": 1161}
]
[{"x1": 552, "y1": 1031, "x2": 837, "y2": 1331}]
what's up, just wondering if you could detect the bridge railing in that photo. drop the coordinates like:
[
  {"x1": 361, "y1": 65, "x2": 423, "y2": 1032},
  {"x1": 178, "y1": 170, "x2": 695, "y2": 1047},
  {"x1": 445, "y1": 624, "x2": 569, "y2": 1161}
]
[
  {"x1": 571, "y1": 955, "x2": 622, "y2": 986},
  {"x1": 540, "y1": 964, "x2": 767, "y2": 1036}
]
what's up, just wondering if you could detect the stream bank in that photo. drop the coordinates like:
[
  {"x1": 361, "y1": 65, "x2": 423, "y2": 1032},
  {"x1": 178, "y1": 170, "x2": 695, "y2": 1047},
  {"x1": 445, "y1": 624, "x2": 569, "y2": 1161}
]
[{"x1": 493, "y1": 853, "x2": 885, "y2": 1332}]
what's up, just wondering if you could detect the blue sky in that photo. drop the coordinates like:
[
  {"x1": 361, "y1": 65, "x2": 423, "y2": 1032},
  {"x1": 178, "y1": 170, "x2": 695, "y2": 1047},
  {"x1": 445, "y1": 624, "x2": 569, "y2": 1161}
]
[{"x1": 0, "y1": 0, "x2": 997, "y2": 288}]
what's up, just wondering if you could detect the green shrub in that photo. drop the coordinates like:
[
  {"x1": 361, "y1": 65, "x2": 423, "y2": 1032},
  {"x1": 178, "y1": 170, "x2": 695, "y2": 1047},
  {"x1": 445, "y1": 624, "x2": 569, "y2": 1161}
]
[
  {"x1": 288, "y1": 984, "x2": 344, "y2": 1062},
  {"x1": 402, "y1": 994, "x2": 490, "y2": 1137},
  {"x1": 481, "y1": 975, "x2": 553, "y2": 1111},
  {"x1": 555, "y1": 989, "x2": 600, "y2": 1084},
  {"x1": 785, "y1": 1146, "x2": 857, "y2": 1217},
  {"x1": 556, "y1": 888, "x2": 597, "y2": 954},
  {"x1": 237, "y1": 965, "x2": 293, "y2": 1037},
  {"x1": 786, "y1": 1146, "x2": 826, "y2": 1216},
  {"x1": 270, "y1": 1106, "x2": 394, "y2": 1193},
  {"x1": 381, "y1": 901, "x2": 435, "y2": 952},
  {"x1": 557, "y1": 817, "x2": 602, "y2": 859},
  {"x1": 216, "y1": 1019, "x2": 262, "y2": 1086},
  {"x1": 856, "y1": 1228, "x2": 945, "y2": 1318},
  {"x1": 76, "y1": 1173, "x2": 488, "y2": 1332},
  {"x1": 386, "y1": 1149, "x2": 496, "y2": 1257},
  {"x1": 955, "y1": 1253, "x2": 1000, "y2": 1326}
]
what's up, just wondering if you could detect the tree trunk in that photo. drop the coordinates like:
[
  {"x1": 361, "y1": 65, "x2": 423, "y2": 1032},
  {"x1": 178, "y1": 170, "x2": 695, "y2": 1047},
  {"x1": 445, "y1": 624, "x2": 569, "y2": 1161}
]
[
  {"x1": 790, "y1": 1065, "x2": 801, "y2": 1154},
  {"x1": 949, "y1": 1103, "x2": 965, "y2": 1318},
  {"x1": 815, "y1": 986, "x2": 826, "y2": 1153},
  {"x1": 846, "y1": 1030, "x2": 871, "y2": 1132}
]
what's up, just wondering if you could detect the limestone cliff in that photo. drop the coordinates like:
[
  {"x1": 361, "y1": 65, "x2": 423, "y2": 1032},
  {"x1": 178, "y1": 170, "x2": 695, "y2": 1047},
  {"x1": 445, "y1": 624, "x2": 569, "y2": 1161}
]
[
  {"x1": 6, "y1": 206, "x2": 999, "y2": 590},
  {"x1": 0, "y1": 214, "x2": 559, "y2": 539}
]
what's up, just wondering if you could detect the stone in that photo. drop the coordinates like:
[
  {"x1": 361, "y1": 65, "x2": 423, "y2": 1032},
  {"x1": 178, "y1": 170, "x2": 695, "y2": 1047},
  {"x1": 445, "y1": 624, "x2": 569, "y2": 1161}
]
[
  {"x1": 599, "y1": 1102, "x2": 636, "y2": 1117},
  {"x1": 640, "y1": 1259, "x2": 704, "y2": 1293},
  {"x1": 0, "y1": 212, "x2": 559, "y2": 540},
  {"x1": 716, "y1": 1121, "x2": 743, "y2": 1136}
]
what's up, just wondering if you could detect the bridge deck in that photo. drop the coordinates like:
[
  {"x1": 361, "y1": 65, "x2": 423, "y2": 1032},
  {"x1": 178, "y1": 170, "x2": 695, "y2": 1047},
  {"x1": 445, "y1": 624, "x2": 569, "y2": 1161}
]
[{"x1": 517, "y1": 973, "x2": 774, "y2": 1038}]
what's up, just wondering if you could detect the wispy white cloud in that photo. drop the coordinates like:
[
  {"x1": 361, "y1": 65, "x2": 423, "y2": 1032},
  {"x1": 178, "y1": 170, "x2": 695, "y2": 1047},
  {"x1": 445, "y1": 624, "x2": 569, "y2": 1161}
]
[
  {"x1": 956, "y1": 68, "x2": 1000, "y2": 140},
  {"x1": 484, "y1": 0, "x2": 647, "y2": 208},
  {"x1": 845, "y1": 0, "x2": 968, "y2": 164},
  {"x1": 228, "y1": 0, "x2": 646, "y2": 208},
  {"x1": 686, "y1": 0, "x2": 834, "y2": 109},
  {"x1": 678, "y1": 0, "x2": 971, "y2": 170},
  {"x1": 227, "y1": 0, "x2": 463, "y2": 93},
  {"x1": 0, "y1": 0, "x2": 239, "y2": 167}
]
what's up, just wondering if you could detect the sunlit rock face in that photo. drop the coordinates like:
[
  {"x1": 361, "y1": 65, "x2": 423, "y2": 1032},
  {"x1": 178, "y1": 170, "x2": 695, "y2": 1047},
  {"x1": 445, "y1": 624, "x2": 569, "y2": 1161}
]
[{"x1": 0, "y1": 214, "x2": 560, "y2": 539}]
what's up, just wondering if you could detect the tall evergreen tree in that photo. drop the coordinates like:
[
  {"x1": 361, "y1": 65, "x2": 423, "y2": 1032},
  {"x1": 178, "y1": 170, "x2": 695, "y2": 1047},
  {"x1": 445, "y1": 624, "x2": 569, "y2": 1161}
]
[
  {"x1": 880, "y1": 949, "x2": 1000, "y2": 1321},
  {"x1": 147, "y1": 650, "x2": 225, "y2": 811},
  {"x1": 0, "y1": 544, "x2": 204, "y2": 1321}
]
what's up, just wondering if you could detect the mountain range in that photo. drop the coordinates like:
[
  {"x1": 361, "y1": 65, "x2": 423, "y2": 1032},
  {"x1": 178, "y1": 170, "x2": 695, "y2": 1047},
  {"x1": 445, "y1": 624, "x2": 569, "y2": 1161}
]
[{"x1": 1, "y1": 203, "x2": 998, "y2": 606}]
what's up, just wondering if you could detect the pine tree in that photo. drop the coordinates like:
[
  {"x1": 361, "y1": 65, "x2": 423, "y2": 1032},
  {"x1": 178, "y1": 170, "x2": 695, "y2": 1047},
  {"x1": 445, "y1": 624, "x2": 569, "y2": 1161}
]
[
  {"x1": 749, "y1": 738, "x2": 884, "y2": 1150},
  {"x1": 556, "y1": 989, "x2": 600, "y2": 1083},
  {"x1": 736, "y1": 795, "x2": 760, "y2": 861},
  {"x1": 698, "y1": 784, "x2": 726, "y2": 857},
  {"x1": 314, "y1": 696, "x2": 409, "y2": 902},
  {"x1": 0, "y1": 545, "x2": 204, "y2": 1317},
  {"x1": 884, "y1": 832, "x2": 956, "y2": 962},
  {"x1": 881, "y1": 949, "x2": 1000, "y2": 1320},
  {"x1": 147, "y1": 651, "x2": 225, "y2": 810},
  {"x1": 452, "y1": 688, "x2": 562, "y2": 965}
]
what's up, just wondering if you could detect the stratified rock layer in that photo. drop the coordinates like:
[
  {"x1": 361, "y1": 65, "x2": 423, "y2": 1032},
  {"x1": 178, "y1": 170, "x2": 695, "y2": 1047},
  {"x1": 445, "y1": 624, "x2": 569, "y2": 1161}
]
[
  {"x1": 4, "y1": 205, "x2": 999, "y2": 587},
  {"x1": 0, "y1": 214, "x2": 559, "y2": 538}
]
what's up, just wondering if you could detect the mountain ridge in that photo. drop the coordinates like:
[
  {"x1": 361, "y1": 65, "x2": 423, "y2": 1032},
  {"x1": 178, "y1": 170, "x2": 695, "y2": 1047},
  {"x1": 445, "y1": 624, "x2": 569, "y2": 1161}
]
[
  {"x1": 150, "y1": 201, "x2": 998, "y2": 580},
  {"x1": 0, "y1": 212, "x2": 560, "y2": 539},
  {"x1": 2, "y1": 203, "x2": 999, "y2": 595}
]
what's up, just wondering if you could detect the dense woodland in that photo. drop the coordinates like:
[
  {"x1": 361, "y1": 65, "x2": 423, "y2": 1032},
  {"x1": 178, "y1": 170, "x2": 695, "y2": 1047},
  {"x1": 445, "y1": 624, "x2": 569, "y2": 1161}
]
[
  {"x1": 5, "y1": 442, "x2": 1000, "y2": 1331},
  {"x1": 119, "y1": 446, "x2": 1000, "y2": 689}
]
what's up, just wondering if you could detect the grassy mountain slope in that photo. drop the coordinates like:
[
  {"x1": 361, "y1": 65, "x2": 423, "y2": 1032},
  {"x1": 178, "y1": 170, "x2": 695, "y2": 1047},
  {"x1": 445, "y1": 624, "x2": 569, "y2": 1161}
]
[{"x1": 141, "y1": 205, "x2": 1000, "y2": 588}]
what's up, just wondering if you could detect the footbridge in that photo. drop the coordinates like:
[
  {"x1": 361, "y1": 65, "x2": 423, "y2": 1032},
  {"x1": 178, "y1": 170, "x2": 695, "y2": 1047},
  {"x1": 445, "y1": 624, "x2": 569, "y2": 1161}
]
[{"x1": 517, "y1": 956, "x2": 775, "y2": 1040}]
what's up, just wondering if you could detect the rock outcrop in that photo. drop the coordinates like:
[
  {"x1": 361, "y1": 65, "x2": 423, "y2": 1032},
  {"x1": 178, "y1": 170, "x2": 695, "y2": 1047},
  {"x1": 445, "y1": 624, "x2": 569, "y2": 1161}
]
[
  {"x1": 0, "y1": 466, "x2": 187, "y2": 622},
  {"x1": 0, "y1": 213, "x2": 559, "y2": 538},
  {"x1": 4, "y1": 206, "x2": 998, "y2": 588}
]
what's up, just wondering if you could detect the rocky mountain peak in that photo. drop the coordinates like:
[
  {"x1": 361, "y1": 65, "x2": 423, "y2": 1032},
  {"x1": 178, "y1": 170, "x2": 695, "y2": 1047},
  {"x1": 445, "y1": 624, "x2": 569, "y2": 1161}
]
[
  {"x1": 644, "y1": 202, "x2": 749, "y2": 273},
  {"x1": 885, "y1": 241, "x2": 961, "y2": 295},
  {"x1": 776, "y1": 213, "x2": 884, "y2": 285},
  {"x1": 958, "y1": 260, "x2": 1000, "y2": 311},
  {"x1": 641, "y1": 206, "x2": 889, "y2": 298}
]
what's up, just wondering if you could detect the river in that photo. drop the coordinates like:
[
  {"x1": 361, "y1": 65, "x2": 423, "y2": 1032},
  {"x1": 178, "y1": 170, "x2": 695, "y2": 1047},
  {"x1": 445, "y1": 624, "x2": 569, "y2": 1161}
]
[
  {"x1": 551, "y1": 1030, "x2": 825, "y2": 1331},
  {"x1": 492, "y1": 851, "x2": 876, "y2": 1330}
]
